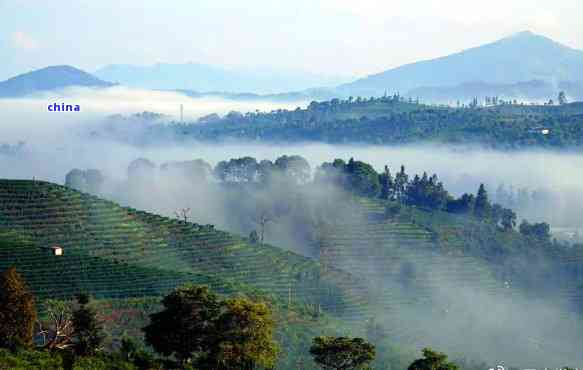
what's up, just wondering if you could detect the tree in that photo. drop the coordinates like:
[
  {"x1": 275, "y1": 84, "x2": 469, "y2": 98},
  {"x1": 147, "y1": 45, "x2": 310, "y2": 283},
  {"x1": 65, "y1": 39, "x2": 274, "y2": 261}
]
[
  {"x1": 275, "y1": 155, "x2": 311, "y2": 185},
  {"x1": 65, "y1": 169, "x2": 87, "y2": 192},
  {"x1": 345, "y1": 158, "x2": 381, "y2": 198},
  {"x1": 379, "y1": 166, "x2": 394, "y2": 200},
  {"x1": 558, "y1": 91, "x2": 568, "y2": 105},
  {"x1": 407, "y1": 348, "x2": 459, "y2": 370},
  {"x1": 215, "y1": 157, "x2": 259, "y2": 183},
  {"x1": 394, "y1": 165, "x2": 409, "y2": 202},
  {"x1": 161, "y1": 159, "x2": 213, "y2": 182},
  {"x1": 446, "y1": 194, "x2": 474, "y2": 214},
  {"x1": 65, "y1": 169, "x2": 104, "y2": 194},
  {"x1": 253, "y1": 203, "x2": 278, "y2": 243},
  {"x1": 474, "y1": 184, "x2": 491, "y2": 219},
  {"x1": 500, "y1": 208, "x2": 517, "y2": 231},
  {"x1": 249, "y1": 230, "x2": 259, "y2": 244},
  {"x1": 143, "y1": 285, "x2": 221, "y2": 365},
  {"x1": 37, "y1": 299, "x2": 74, "y2": 350},
  {"x1": 212, "y1": 297, "x2": 279, "y2": 370},
  {"x1": 84, "y1": 169, "x2": 104, "y2": 194},
  {"x1": 0, "y1": 267, "x2": 37, "y2": 350},
  {"x1": 71, "y1": 294, "x2": 104, "y2": 356},
  {"x1": 310, "y1": 336, "x2": 375, "y2": 370},
  {"x1": 519, "y1": 220, "x2": 551, "y2": 241},
  {"x1": 128, "y1": 158, "x2": 156, "y2": 181}
]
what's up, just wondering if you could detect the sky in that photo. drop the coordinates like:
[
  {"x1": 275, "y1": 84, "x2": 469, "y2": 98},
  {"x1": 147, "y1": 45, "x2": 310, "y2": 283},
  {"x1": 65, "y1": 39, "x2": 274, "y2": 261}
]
[{"x1": 0, "y1": 0, "x2": 582, "y2": 81}]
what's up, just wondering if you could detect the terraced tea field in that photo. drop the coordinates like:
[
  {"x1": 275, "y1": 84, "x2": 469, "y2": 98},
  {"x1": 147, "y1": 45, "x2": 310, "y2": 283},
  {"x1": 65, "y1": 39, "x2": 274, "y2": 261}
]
[
  {"x1": 0, "y1": 179, "x2": 370, "y2": 316},
  {"x1": 319, "y1": 197, "x2": 516, "y2": 344}
]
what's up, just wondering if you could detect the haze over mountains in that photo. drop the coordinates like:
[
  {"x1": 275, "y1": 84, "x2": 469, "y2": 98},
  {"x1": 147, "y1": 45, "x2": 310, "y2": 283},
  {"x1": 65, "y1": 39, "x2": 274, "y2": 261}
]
[
  {"x1": 94, "y1": 63, "x2": 350, "y2": 94},
  {"x1": 340, "y1": 31, "x2": 583, "y2": 101},
  {"x1": 2, "y1": 31, "x2": 582, "y2": 103}
]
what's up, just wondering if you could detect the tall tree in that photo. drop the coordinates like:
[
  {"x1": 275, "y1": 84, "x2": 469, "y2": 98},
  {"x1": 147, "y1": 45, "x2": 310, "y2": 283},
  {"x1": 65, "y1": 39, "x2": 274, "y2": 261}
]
[
  {"x1": 212, "y1": 298, "x2": 279, "y2": 370},
  {"x1": 379, "y1": 166, "x2": 394, "y2": 200},
  {"x1": 558, "y1": 91, "x2": 568, "y2": 105},
  {"x1": 474, "y1": 184, "x2": 491, "y2": 219},
  {"x1": 144, "y1": 285, "x2": 221, "y2": 365},
  {"x1": 310, "y1": 336, "x2": 375, "y2": 370},
  {"x1": 0, "y1": 267, "x2": 37, "y2": 350},
  {"x1": 394, "y1": 165, "x2": 409, "y2": 202},
  {"x1": 71, "y1": 294, "x2": 104, "y2": 356}
]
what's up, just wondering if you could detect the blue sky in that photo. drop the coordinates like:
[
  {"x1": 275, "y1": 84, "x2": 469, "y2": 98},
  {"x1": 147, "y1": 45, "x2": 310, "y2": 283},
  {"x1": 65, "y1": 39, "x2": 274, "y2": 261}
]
[{"x1": 1, "y1": 0, "x2": 582, "y2": 80}]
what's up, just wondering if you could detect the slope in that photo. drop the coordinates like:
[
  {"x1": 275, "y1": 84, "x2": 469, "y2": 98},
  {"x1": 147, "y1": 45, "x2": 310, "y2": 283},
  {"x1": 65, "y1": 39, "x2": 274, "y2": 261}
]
[
  {"x1": 0, "y1": 179, "x2": 370, "y2": 316},
  {"x1": 340, "y1": 31, "x2": 583, "y2": 97}
]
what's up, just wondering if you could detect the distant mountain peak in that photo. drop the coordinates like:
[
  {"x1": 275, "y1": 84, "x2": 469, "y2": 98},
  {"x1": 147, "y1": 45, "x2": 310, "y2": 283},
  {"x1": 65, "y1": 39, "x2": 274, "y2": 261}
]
[
  {"x1": 0, "y1": 65, "x2": 115, "y2": 98},
  {"x1": 512, "y1": 30, "x2": 536, "y2": 37},
  {"x1": 340, "y1": 32, "x2": 583, "y2": 97}
]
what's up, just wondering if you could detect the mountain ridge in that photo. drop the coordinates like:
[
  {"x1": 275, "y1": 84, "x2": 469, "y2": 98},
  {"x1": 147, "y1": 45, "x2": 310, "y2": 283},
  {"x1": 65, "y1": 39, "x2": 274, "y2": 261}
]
[
  {"x1": 339, "y1": 31, "x2": 583, "y2": 98},
  {"x1": 0, "y1": 65, "x2": 115, "y2": 98}
]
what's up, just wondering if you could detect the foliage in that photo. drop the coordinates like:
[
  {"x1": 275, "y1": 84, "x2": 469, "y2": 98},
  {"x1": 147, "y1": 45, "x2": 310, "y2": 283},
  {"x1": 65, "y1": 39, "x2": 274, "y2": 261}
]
[
  {"x1": 144, "y1": 285, "x2": 278, "y2": 369},
  {"x1": 125, "y1": 96, "x2": 583, "y2": 150},
  {"x1": 310, "y1": 336, "x2": 375, "y2": 370},
  {"x1": 143, "y1": 285, "x2": 221, "y2": 365},
  {"x1": 212, "y1": 297, "x2": 279, "y2": 370},
  {"x1": 474, "y1": 184, "x2": 491, "y2": 220},
  {"x1": 0, "y1": 267, "x2": 37, "y2": 350},
  {"x1": 519, "y1": 220, "x2": 551, "y2": 241},
  {"x1": 0, "y1": 348, "x2": 63, "y2": 370},
  {"x1": 37, "y1": 299, "x2": 74, "y2": 350},
  {"x1": 72, "y1": 294, "x2": 105, "y2": 356},
  {"x1": 407, "y1": 348, "x2": 459, "y2": 370}
]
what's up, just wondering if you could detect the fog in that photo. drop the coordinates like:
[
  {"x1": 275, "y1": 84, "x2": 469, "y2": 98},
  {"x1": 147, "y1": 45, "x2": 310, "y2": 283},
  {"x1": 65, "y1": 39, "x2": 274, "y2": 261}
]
[{"x1": 3, "y1": 90, "x2": 583, "y2": 366}]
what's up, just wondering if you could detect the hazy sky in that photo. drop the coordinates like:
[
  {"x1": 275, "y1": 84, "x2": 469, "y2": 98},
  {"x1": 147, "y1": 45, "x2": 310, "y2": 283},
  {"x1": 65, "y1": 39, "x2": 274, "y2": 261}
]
[{"x1": 1, "y1": 0, "x2": 582, "y2": 80}]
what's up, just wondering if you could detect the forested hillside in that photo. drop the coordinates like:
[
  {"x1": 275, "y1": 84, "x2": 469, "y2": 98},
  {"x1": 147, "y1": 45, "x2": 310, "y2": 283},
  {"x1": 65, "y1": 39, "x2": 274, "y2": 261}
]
[{"x1": 97, "y1": 95, "x2": 583, "y2": 149}]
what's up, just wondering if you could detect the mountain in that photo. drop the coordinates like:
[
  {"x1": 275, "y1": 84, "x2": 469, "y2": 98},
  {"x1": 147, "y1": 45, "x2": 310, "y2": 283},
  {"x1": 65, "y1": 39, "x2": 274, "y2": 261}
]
[
  {"x1": 339, "y1": 31, "x2": 583, "y2": 98},
  {"x1": 94, "y1": 63, "x2": 349, "y2": 94},
  {"x1": 0, "y1": 65, "x2": 115, "y2": 98}
]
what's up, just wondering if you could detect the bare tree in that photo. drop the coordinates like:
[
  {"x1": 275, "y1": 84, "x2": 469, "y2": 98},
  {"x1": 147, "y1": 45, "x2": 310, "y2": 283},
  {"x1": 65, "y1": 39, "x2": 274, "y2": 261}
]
[
  {"x1": 174, "y1": 208, "x2": 191, "y2": 223},
  {"x1": 253, "y1": 205, "x2": 277, "y2": 243},
  {"x1": 37, "y1": 300, "x2": 74, "y2": 350}
]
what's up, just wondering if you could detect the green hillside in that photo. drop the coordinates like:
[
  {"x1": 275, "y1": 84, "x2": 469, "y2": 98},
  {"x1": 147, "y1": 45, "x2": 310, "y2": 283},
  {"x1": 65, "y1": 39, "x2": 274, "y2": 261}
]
[
  {"x1": 0, "y1": 180, "x2": 370, "y2": 316},
  {"x1": 105, "y1": 95, "x2": 583, "y2": 149}
]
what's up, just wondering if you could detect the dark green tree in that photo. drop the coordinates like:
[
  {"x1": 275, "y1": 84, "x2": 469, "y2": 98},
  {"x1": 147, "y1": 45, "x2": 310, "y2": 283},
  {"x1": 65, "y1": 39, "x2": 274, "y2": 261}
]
[
  {"x1": 474, "y1": 184, "x2": 491, "y2": 219},
  {"x1": 143, "y1": 285, "x2": 221, "y2": 365},
  {"x1": 446, "y1": 194, "x2": 474, "y2": 214},
  {"x1": 519, "y1": 220, "x2": 551, "y2": 241},
  {"x1": 310, "y1": 336, "x2": 375, "y2": 370},
  {"x1": 558, "y1": 91, "x2": 568, "y2": 105},
  {"x1": 345, "y1": 158, "x2": 381, "y2": 198},
  {"x1": 407, "y1": 348, "x2": 459, "y2": 370},
  {"x1": 0, "y1": 267, "x2": 37, "y2": 350},
  {"x1": 379, "y1": 166, "x2": 394, "y2": 200},
  {"x1": 500, "y1": 207, "x2": 517, "y2": 231},
  {"x1": 71, "y1": 294, "x2": 104, "y2": 356},
  {"x1": 249, "y1": 230, "x2": 259, "y2": 244},
  {"x1": 394, "y1": 165, "x2": 409, "y2": 202}
]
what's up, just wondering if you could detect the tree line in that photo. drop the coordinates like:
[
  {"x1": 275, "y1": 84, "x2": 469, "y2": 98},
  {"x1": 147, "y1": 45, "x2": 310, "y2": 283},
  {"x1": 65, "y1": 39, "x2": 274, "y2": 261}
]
[
  {"x1": 66, "y1": 155, "x2": 550, "y2": 241},
  {"x1": 0, "y1": 266, "x2": 464, "y2": 370}
]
